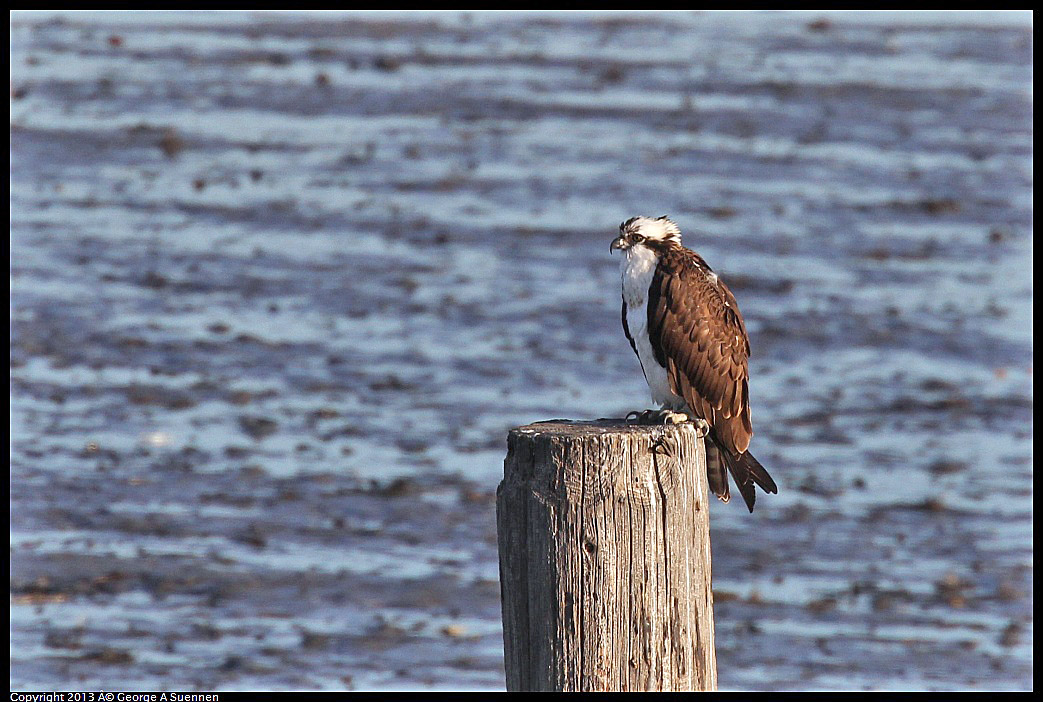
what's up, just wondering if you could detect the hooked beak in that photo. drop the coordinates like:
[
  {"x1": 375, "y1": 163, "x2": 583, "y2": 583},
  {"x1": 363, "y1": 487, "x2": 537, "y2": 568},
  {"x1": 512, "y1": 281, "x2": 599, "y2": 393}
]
[{"x1": 610, "y1": 235, "x2": 627, "y2": 253}]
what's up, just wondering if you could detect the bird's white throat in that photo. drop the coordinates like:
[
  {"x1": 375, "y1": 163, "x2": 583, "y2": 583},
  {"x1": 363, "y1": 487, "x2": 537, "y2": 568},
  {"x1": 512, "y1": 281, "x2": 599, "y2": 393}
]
[{"x1": 621, "y1": 244, "x2": 659, "y2": 308}]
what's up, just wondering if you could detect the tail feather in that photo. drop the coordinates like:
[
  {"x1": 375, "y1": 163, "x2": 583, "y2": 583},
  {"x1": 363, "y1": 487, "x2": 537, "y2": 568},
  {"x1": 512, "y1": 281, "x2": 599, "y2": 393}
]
[
  {"x1": 705, "y1": 443, "x2": 730, "y2": 504},
  {"x1": 714, "y1": 441, "x2": 777, "y2": 513},
  {"x1": 741, "y1": 450, "x2": 778, "y2": 495}
]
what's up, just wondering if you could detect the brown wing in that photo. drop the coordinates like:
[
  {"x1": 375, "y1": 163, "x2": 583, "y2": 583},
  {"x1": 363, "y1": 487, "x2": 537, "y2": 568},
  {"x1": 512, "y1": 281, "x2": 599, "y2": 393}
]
[{"x1": 647, "y1": 247, "x2": 754, "y2": 455}]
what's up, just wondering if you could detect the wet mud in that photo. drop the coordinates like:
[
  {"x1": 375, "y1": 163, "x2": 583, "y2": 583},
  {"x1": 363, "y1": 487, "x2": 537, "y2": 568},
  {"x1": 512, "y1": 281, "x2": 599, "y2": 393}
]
[{"x1": 10, "y1": 11, "x2": 1032, "y2": 691}]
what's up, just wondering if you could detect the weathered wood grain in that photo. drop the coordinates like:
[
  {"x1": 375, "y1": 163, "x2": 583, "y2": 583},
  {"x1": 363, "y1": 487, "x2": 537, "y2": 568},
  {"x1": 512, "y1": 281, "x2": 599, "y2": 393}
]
[{"x1": 497, "y1": 420, "x2": 716, "y2": 692}]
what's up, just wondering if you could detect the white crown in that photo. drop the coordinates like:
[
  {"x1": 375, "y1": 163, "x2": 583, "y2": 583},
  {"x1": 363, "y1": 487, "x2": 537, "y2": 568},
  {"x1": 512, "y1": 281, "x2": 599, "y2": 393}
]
[{"x1": 622, "y1": 216, "x2": 681, "y2": 242}]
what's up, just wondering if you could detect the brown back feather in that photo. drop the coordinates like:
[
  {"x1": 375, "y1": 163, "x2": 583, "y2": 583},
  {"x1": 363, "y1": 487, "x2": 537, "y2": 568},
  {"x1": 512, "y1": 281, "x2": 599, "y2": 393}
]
[{"x1": 647, "y1": 244, "x2": 754, "y2": 455}]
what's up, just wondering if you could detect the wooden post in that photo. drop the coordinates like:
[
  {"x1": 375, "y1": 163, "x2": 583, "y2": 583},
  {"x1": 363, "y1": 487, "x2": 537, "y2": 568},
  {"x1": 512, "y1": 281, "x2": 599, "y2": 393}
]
[{"x1": 496, "y1": 420, "x2": 717, "y2": 692}]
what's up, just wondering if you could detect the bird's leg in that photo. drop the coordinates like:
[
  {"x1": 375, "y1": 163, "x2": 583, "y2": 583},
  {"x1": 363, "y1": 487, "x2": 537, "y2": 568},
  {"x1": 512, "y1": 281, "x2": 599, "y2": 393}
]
[
  {"x1": 624, "y1": 411, "x2": 710, "y2": 437},
  {"x1": 625, "y1": 409, "x2": 692, "y2": 425},
  {"x1": 655, "y1": 410, "x2": 691, "y2": 425}
]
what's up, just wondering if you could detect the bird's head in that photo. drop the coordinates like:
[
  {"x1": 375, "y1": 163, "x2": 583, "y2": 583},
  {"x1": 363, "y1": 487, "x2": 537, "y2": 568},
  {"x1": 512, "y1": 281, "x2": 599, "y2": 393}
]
[{"x1": 610, "y1": 216, "x2": 682, "y2": 253}]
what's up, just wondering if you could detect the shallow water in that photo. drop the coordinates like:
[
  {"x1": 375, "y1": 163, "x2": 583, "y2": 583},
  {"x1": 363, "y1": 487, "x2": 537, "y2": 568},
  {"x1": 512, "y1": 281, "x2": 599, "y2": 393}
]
[{"x1": 10, "y1": 10, "x2": 1032, "y2": 691}]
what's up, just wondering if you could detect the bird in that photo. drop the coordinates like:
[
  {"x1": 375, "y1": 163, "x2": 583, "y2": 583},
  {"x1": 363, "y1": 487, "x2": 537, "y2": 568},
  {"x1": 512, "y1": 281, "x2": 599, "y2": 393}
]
[{"x1": 610, "y1": 215, "x2": 777, "y2": 512}]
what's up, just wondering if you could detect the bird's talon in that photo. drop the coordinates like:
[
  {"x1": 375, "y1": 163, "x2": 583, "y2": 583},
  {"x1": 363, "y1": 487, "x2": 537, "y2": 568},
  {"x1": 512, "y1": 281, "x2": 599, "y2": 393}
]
[{"x1": 626, "y1": 409, "x2": 695, "y2": 425}]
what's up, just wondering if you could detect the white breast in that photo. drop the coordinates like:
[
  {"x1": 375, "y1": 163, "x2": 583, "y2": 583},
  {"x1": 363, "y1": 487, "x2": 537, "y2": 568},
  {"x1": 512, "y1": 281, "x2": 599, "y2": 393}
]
[
  {"x1": 621, "y1": 243, "x2": 658, "y2": 307},
  {"x1": 621, "y1": 245, "x2": 686, "y2": 411}
]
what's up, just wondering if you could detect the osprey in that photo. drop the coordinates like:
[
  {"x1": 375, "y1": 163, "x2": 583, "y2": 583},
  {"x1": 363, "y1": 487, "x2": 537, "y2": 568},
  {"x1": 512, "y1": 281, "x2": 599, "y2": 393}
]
[{"x1": 611, "y1": 216, "x2": 777, "y2": 512}]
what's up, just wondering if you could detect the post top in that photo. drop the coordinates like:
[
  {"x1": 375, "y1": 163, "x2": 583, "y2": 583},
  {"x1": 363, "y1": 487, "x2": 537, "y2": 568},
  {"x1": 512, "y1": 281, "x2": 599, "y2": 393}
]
[
  {"x1": 503, "y1": 418, "x2": 708, "y2": 505},
  {"x1": 510, "y1": 418, "x2": 699, "y2": 439}
]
